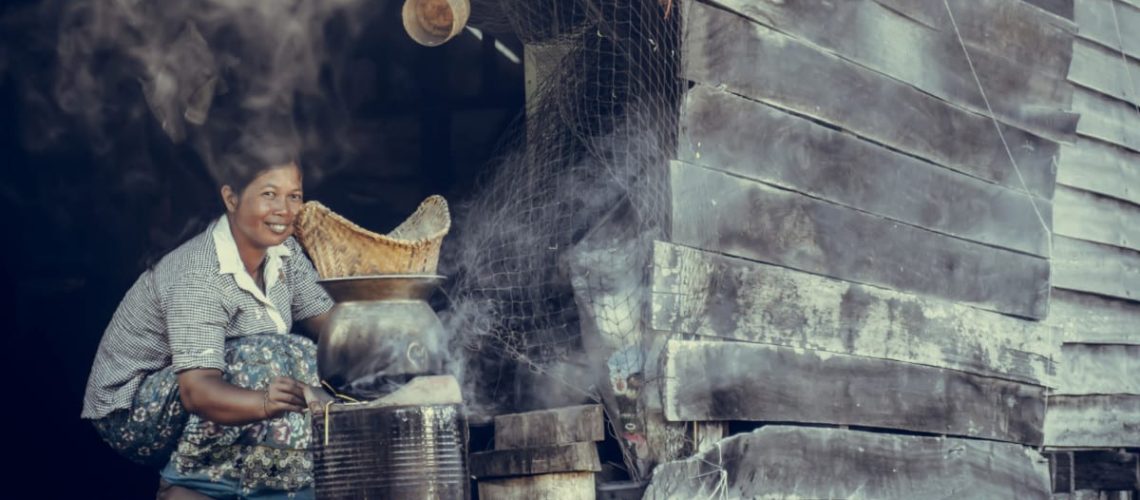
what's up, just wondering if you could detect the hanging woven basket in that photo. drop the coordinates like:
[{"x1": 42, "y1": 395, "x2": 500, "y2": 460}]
[{"x1": 295, "y1": 195, "x2": 451, "y2": 278}]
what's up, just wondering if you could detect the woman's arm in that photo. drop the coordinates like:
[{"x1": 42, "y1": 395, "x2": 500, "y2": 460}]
[{"x1": 177, "y1": 369, "x2": 307, "y2": 425}]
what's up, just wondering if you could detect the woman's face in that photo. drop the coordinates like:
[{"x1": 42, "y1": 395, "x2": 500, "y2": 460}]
[{"x1": 222, "y1": 163, "x2": 303, "y2": 253}]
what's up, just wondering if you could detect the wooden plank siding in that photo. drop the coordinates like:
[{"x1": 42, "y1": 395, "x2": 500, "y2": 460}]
[
  {"x1": 1046, "y1": 289, "x2": 1140, "y2": 344},
  {"x1": 1026, "y1": 0, "x2": 1077, "y2": 20},
  {"x1": 669, "y1": 160, "x2": 1051, "y2": 318},
  {"x1": 650, "y1": 241, "x2": 1059, "y2": 385},
  {"x1": 1069, "y1": 39, "x2": 1140, "y2": 107},
  {"x1": 645, "y1": 426, "x2": 1052, "y2": 500},
  {"x1": 1072, "y1": 86, "x2": 1140, "y2": 153},
  {"x1": 1052, "y1": 235, "x2": 1140, "y2": 301},
  {"x1": 682, "y1": 0, "x2": 1060, "y2": 199},
  {"x1": 1054, "y1": 185, "x2": 1140, "y2": 252},
  {"x1": 1045, "y1": 395, "x2": 1140, "y2": 447},
  {"x1": 679, "y1": 85, "x2": 1053, "y2": 257},
  {"x1": 697, "y1": 0, "x2": 1076, "y2": 142},
  {"x1": 1056, "y1": 138, "x2": 1140, "y2": 206},
  {"x1": 662, "y1": 338, "x2": 1046, "y2": 443},
  {"x1": 1054, "y1": 344, "x2": 1140, "y2": 395},
  {"x1": 1074, "y1": 0, "x2": 1140, "y2": 59}
]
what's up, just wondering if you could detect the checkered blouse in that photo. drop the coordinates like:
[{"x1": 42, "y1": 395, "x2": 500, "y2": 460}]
[{"x1": 81, "y1": 215, "x2": 333, "y2": 419}]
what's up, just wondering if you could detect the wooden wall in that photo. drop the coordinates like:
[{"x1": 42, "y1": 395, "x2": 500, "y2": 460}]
[
  {"x1": 1043, "y1": 2, "x2": 1140, "y2": 496},
  {"x1": 642, "y1": 0, "x2": 1081, "y2": 496}
]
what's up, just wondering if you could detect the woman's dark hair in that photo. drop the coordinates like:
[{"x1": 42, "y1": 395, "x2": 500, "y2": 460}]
[{"x1": 141, "y1": 124, "x2": 301, "y2": 269}]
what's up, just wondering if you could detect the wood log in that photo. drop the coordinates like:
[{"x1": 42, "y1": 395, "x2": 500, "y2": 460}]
[
  {"x1": 701, "y1": 0, "x2": 1075, "y2": 141},
  {"x1": 644, "y1": 426, "x2": 1052, "y2": 499},
  {"x1": 1054, "y1": 185, "x2": 1140, "y2": 252},
  {"x1": 1074, "y1": 0, "x2": 1140, "y2": 59},
  {"x1": 650, "y1": 241, "x2": 1059, "y2": 385},
  {"x1": 493, "y1": 405, "x2": 604, "y2": 450},
  {"x1": 669, "y1": 160, "x2": 1052, "y2": 319},
  {"x1": 1073, "y1": 87, "x2": 1140, "y2": 154},
  {"x1": 680, "y1": 84, "x2": 1053, "y2": 257},
  {"x1": 662, "y1": 338, "x2": 1046, "y2": 444},
  {"x1": 1052, "y1": 235, "x2": 1140, "y2": 302},
  {"x1": 477, "y1": 472, "x2": 594, "y2": 500},
  {"x1": 1044, "y1": 394, "x2": 1140, "y2": 447},
  {"x1": 1046, "y1": 289, "x2": 1140, "y2": 344},
  {"x1": 1069, "y1": 39, "x2": 1140, "y2": 108},
  {"x1": 1056, "y1": 139, "x2": 1140, "y2": 206},
  {"x1": 469, "y1": 442, "x2": 601, "y2": 479},
  {"x1": 683, "y1": 0, "x2": 1059, "y2": 199},
  {"x1": 1054, "y1": 344, "x2": 1140, "y2": 395}
]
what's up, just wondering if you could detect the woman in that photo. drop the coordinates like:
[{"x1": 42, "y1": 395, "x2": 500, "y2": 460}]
[{"x1": 82, "y1": 141, "x2": 333, "y2": 499}]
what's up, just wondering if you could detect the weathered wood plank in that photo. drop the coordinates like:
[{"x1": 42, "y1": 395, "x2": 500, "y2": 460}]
[
  {"x1": 493, "y1": 405, "x2": 604, "y2": 450},
  {"x1": 683, "y1": 0, "x2": 1059, "y2": 199},
  {"x1": 650, "y1": 241, "x2": 1059, "y2": 385},
  {"x1": 469, "y1": 442, "x2": 601, "y2": 479},
  {"x1": 702, "y1": 0, "x2": 1076, "y2": 141},
  {"x1": 1054, "y1": 344, "x2": 1140, "y2": 395},
  {"x1": 644, "y1": 426, "x2": 1052, "y2": 499},
  {"x1": 662, "y1": 339, "x2": 1047, "y2": 444},
  {"x1": 1070, "y1": 39, "x2": 1140, "y2": 107},
  {"x1": 1056, "y1": 138, "x2": 1140, "y2": 206},
  {"x1": 680, "y1": 85, "x2": 1053, "y2": 257},
  {"x1": 1074, "y1": 0, "x2": 1140, "y2": 59},
  {"x1": 1052, "y1": 235, "x2": 1140, "y2": 301},
  {"x1": 1045, "y1": 395, "x2": 1140, "y2": 447},
  {"x1": 1073, "y1": 87, "x2": 1140, "y2": 153},
  {"x1": 477, "y1": 472, "x2": 594, "y2": 500},
  {"x1": 1046, "y1": 289, "x2": 1140, "y2": 344},
  {"x1": 669, "y1": 161, "x2": 1052, "y2": 319},
  {"x1": 1054, "y1": 185, "x2": 1140, "y2": 252},
  {"x1": 1027, "y1": 0, "x2": 1077, "y2": 19}
]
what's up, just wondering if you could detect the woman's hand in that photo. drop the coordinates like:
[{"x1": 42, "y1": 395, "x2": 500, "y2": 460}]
[{"x1": 262, "y1": 376, "x2": 308, "y2": 419}]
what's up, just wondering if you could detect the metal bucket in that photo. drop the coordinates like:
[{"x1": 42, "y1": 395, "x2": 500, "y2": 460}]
[
  {"x1": 312, "y1": 403, "x2": 469, "y2": 499},
  {"x1": 402, "y1": 0, "x2": 470, "y2": 47}
]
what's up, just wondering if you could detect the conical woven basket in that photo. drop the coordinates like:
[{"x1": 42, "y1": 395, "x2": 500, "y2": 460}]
[{"x1": 295, "y1": 196, "x2": 451, "y2": 278}]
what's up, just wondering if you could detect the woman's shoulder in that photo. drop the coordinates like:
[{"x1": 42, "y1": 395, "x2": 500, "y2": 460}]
[{"x1": 152, "y1": 227, "x2": 220, "y2": 281}]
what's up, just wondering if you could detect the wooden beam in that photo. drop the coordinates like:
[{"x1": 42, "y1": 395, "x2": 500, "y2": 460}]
[
  {"x1": 644, "y1": 426, "x2": 1052, "y2": 499},
  {"x1": 680, "y1": 85, "x2": 1053, "y2": 257},
  {"x1": 1056, "y1": 139, "x2": 1140, "y2": 206},
  {"x1": 1070, "y1": 39, "x2": 1140, "y2": 108},
  {"x1": 1073, "y1": 87, "x2": 1140, "y2": 154},
  {"x1": 493, "y1": 405, "x2": 604, "y2": 450},
  {"x1": 1045, "y1": 394, "x2": 1140, "y2": 447},
  {"x1": 662, "y1": 338, "x2": 1046, "y2": 444},
  {"x1": 669, "y1": 161, "x2": 1051, "y2": 319},
  {"x1": 469, "y1": 442, "x2": 601, "y2": 479},
  {"x1": 1052, "y1": 235, "x2": 1140, "y2": 302},
  {"x1": 1074, "y1": 0, "x2": 1140, "y2": 59},
  {"x1": 682, "y1": 0, "x2": 1059, "y2": 199},
  {"x1": 1054, "y1": 344, "x2": 1140, "y2": 395},
  {"x1": 650, "y1": 241, "x2": 1059, "y2": 385},
  {"x1": 1054, "y1": 185, "x2": 1140, "y2": 252},
  {"x1": 1046, "y1": 289, "x2": 1140, "y2": 344},
  {"x1": 477, "y1": 472, "x2": 595, "y2": 500}
]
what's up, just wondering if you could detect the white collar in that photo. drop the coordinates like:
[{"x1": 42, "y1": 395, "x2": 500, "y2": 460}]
[{"x1": 212, "y1": 215, "x2": 291, "y2": 304}]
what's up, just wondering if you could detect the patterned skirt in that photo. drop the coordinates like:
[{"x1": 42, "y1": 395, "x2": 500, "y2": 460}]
[{"x1": 92, "y1": 334, "x2": 318, "y2": 497}]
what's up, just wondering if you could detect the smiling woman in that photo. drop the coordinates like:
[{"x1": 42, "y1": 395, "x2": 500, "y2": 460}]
[{"x1": 81, "y1": 131, "x2": 337, "y2": 499}]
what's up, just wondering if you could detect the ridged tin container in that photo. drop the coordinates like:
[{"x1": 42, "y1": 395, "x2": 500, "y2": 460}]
[{"x1": 312, "y1": 403, "x2": 469, "y2": 499}]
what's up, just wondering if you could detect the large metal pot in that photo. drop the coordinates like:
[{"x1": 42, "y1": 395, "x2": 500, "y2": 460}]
[{"x1": 317, "y1": 274, "x2": 448, "y2": 396}]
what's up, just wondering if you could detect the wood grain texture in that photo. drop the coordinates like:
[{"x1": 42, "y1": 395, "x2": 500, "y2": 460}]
[
  {"x1": 1069, "y1": 39, "x2": 1140, "y2": 107},
  {"x1": 1054, "y1": 185, "x2": 1140, "y2": 252},
  {"x1": 1073, "y1": 86, "x2": 1140, "y2": 153},
  {"x1": 682, "y1": 0, "x2": 1059, "y2": 199},
  {"x1": 1074, "y1": 0, "x2": 1140, "y2": 59},
  {"x1": 644, "y1": 426, "x2": 1052, "y2": 499},
  {"x1": 679, "y1": 85, "x2": 1053, "y2": 257},
  {"x1": 1054, "y1": 344, "x2": 1140, "y2": 395},
  {"x1": 469, "y1": 442, "x2": 601, "y2": 479},
  {"x1": 1044, "y1": 394, "x2": 1140, "y2": 447},
  {"x1": 477, "y1": 472, "x2": 594, "y2": 500},
  {"x1": 662, "y1": 338, "x2": 1047, "y2": 444},
  {"x1": 493, "y1": 405, "x2": 604, "y2": 450},
  {"x1": 1056, "y1": 138, "x2": 1140, "y2": 206},
  {"x1": 701, "y1": 0, "x2": 1076, "y2": 141},
  {"x1": 1046, "y1": 289, "x2": 1140, "y2": 344},
  {"x1": 669, "y1": 160, "x2": 1052, "y2": 319},
  {"x1": 650, "y1": 241, "x2": 1059, "y2": 385},
  {"x1": 1052, "y1": 235, "x2": 1140, "y2": 301}
]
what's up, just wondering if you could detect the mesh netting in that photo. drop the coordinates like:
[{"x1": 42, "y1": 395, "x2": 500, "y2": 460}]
[{"x1": 439, "y1": 0, "x2": 681, "y2": 474}]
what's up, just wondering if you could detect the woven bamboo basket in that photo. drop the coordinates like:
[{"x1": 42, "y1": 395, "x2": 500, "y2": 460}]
[{"x1": 295, "y1": 196, "x2": 451, "y2": 278}]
